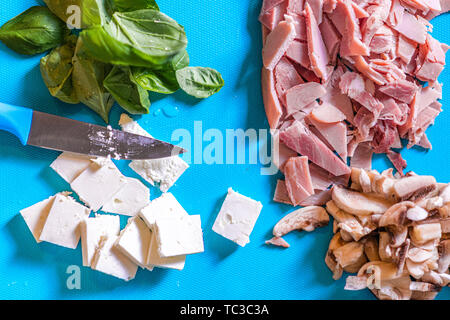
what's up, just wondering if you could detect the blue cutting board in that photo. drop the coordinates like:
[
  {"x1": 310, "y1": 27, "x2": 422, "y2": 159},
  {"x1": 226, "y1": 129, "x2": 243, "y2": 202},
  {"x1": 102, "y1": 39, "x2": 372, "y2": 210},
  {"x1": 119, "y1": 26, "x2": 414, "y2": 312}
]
[{"x1": 0, "y1": 0, "x2": 448, "y2": 300}]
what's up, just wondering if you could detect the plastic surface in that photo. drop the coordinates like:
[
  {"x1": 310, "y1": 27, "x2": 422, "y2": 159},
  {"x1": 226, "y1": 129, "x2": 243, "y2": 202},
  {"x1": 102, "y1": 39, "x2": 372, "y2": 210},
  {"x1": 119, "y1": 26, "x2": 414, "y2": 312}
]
[
  {"x1": 0, "y1": 102, "x2": 32, "y2": 145},
  {"x1": 0, "y1": 0, "x2": 449, "y2": 300}
]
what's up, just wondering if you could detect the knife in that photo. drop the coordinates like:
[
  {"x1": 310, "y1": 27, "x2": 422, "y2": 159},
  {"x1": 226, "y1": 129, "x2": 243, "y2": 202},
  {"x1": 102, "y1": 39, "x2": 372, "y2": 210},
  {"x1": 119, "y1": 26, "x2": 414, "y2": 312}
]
[{"x1": 0, "y1": 102, "x2": 185, "y2": 160}]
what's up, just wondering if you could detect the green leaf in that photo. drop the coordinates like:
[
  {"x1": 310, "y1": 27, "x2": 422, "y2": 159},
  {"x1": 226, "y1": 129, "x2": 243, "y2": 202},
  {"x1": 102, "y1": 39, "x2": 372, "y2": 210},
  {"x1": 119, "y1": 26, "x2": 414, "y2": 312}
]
[
  {"x1": 40, "y1": 34, "x2": 80, "y2": 104},
  {"x1": 80, "y1": 9, "x2": 187, "y2": 68},
  {"x1": 72, "y1": 37, "x2": 115, "y2": 122},
  {"x1": 176, "y1": 67, "x2": 224, "y2": 99},
  {"x1": 132, "y1": 68, "x2": 179, "y2": 94},
  {"x1": 130, "y1": 49, "x2": 188, "y2": 94},
  {"x1": 0, "y1": 6, "x2": 68, "y2": 55},
  {"x1": 44, "y1": 0, "x2": 113, "y2": 28},
  {"x1": 113, "y1": 0, "x2": 159, "y2": 12},
  {"x1": 104, "y1": 65, "x2": 150, "y2": 114}
]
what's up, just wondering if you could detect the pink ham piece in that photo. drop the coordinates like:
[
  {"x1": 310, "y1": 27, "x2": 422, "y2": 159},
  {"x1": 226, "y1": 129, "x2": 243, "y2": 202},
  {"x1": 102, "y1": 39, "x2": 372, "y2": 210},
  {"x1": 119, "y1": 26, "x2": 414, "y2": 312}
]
[
  {"x1": 284, "y1": 156, "x2": 315, "y2": 205},
  {"x1": 286, "y1": 40, "x2": 310, "y2": 68},
  {"x1": 305, "y1": 0, "x2": 324, "y2": 24},
  {"x1": 287, "y1": 0, "x2": 305, "y2": 15},
  {"x1": 263, "y1": 20, "x2": 296, "y2": 70},
  {"x1": 308, "y1": 118, "x2": 348, "y2": 160},
  {"x1": 387, "y1": 150, "x2": 407, "y2": 175},
  {"x1": 351, "y1": 142, "x2": 373, "y2": 170},
  {"x1": 389, "y1": 11, "x2": 427, "y2": 45},
  {"x1": 261, "y1": 68, "x2": 283, "y2": 129},
  {"x1": 310, "y1": 102, "x2": 346, "y2": 123},
  {"x1": 275, "y1": 57, "x2": 304, "y2": 106},
  {"x1": 272, "y1": 130, "x2": 298, "y2": 172},
  {"x1": 319, "y1": 15, "x2": 341, "y2": 64},
  {"x1": 285, "y1": 82, "x2": 326, "y2": 115},
  {"x1": 378, "y1": 80, "x2": 418, "y2": 104},
  {"x1": 304, "y1": 3, "x2": 330, "y2": 80},
  {"x1": 285, "y1": 14, "x2": 307, "y2": 41},
  {"x1": 309, "y1": 163, "x2": 349, "y2": 190},
  {"x1": 397, "y1": 35, "x2": 418, "y2": 64},
  {"x1": 274, "y1": 179, "x2": 294, "y2": 205},
  {"x1": 280, "y1": 121, "x2": 351, "y2": 176}
]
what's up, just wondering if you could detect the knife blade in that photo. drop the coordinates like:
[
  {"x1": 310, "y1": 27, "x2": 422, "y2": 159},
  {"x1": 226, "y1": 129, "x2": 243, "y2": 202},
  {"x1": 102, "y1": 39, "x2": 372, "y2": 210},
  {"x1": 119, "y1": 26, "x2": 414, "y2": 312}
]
[{"x1": 0, "y1": 102, "x2": 185, "y2": 160}]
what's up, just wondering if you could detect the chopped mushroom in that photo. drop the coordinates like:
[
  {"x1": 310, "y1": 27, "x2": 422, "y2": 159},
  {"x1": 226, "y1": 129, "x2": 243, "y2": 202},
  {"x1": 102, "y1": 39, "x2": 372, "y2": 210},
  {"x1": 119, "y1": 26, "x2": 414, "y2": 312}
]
[
  {"x1": 393, "y1": 175, "x2": 437, "y2": 202},
  {"x1": 272, "y1": 206, "x2": 329, "y2": 237}
]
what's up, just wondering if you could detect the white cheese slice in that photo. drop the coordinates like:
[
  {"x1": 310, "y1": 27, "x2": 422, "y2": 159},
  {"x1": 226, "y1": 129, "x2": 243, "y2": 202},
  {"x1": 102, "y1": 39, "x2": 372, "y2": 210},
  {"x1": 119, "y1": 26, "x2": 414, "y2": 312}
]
[
  {"x1": 155, "y1": 214, "x2": 204, "y2": 258},
  {"x1": 101, "y1": 177, "x2": 150, "y2": 216},
  {"x1": 140, "y1": 192, "x2": 188, "y2": 229},
  {"x1": 81, "y1": 214, "x2": 120, "y2": 267},
  {"x1": 119, "y1": 114, "x2": 189, "y2": 192},
  {"x1": 115, "y1": 216, "x2": 151, "y2": 268},
  {"x1": 212, "y1": 188, "x2": 263, "y2": 247},
  {"x1": 70, "y1": 158, "x2": 127, "y2": 212},
  {"x1": 146, "y1": 232, "x2": 186, "y2": 270},
  {"x1": 50, "y1": 152, "x2": 94, "y2": 183},
  {"x1": 39, "y1": 193, "x2": 91, "y2": 249},
  {"x1": 20, "y1": 195, "x2": 59, "y2": 243},
  {"x1": 91, "y1": 235, "x2": 138, "y2": 281}
]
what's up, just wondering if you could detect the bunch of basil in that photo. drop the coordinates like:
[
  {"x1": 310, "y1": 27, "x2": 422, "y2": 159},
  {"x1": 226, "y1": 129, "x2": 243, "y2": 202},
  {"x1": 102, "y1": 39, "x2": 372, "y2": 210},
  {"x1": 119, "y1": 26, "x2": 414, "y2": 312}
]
[{"x1": 0, "y1": 1, "x2": 224, "y2": 122}]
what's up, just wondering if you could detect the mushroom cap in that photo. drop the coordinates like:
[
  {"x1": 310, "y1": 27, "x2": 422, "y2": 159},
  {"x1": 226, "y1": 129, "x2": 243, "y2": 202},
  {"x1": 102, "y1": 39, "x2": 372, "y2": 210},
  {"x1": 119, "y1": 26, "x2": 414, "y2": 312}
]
[{"x1": 273, "y1": 206, "x2": 329, "y2": 237}]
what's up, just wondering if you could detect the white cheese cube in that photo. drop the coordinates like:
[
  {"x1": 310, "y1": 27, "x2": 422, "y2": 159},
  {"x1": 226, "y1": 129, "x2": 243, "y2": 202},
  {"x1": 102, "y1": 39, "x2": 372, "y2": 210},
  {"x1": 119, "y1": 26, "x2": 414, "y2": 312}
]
[
  {"x1": 101, "y1": 177, "x2": 150, "y2": 216},
  {"x1": 20, "y1": 195, "x2": 59, "y2": 243},
  {"x1": 119, "y1": 114, "x2": 189, "y2": 192},
  {"x1": 146, "y1": 232, "x2": 186, "y2": 270},
  {"x1": 70, "y1": 158, "x2": 127, "y2": 212},
  {"x1": 115, "y1": 216, "x2": 151, "y2": 268},
  {"x1": 50, "y1": 152, "x2": 94, "y2": 183},
  {"x1": 155, "y1": 215, "x2": 204, "y2": 258},
  {"x1": 91, "y1": 235, "x2": 138, "y2": 281},
  {"x1": 140, "y1": 192, "x2": 188, "y2": 229},
  {"x1": 39, "y1": 193, "x2": 91, "y2": 249},
  {"x1": 212, "y1": 188, "x2": 263, "y2": 247},
  {"x1": 81, "y1": 214, "x2": 120, "y2": 267}
]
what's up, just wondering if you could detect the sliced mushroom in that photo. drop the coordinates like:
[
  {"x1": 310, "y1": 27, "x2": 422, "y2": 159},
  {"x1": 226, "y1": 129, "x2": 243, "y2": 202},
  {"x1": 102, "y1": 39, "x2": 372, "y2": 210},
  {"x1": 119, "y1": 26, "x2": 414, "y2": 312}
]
[
  {"x1": 389, "y1": 226, "x2": 408, "y2": 248},
  {"x1": 344, "y1": 252, "x2": 367, "y2": 274},
  {"x1": 426, "y1": 197, "x2": 444, "y2": 211},
  {"x1": 439, "y1": 204, "x2": 450, "y2": 218},
  {"x1": 273, "y1": 206, "x2": 329, "y2": 237},
  {"x1": 379, "y1": 201, "x2": 415, "y2": 227},
  {"x1": 409, "y1": 281, "x2": 440, "y2": 292},
  {"x1": 332, "y1": 185, "x2": 393, "y2": 216},
  {"x1": 265, "y1": 237, "x2": 290, "y2": 248},
  {"x1": 324, "y1": 233, "x2": 347, "y2": 280},
  {"x1": 437, "y1": 240, "x2": 450, "y2": 273},
  {"x1": 374, "y1": 276, "x2": 412, "y2": 300},
  {"x1": 357, "y1": 261, "x2": 401, "y2": 281},
  {"x1": 440, "y1": 184, "x2": 450, "y2": 204},
  {"x1": 411, "y1": 291, "x2": 440, "y2": 300},
  {"x1": 393, "y1": 239, "x2": 410, "y2": 275},
  {"x1": 379, "y1": 232, "x2": 393, "y2": 262},
  {"x1": 381, "y1": 168, "x2": 395, "y2": 179},
  {"x1": 344, "y1": 275, "x2": 369, "y2": 291},
  {"x1": 408, "y1": 247, "x2": 434, "y2": 263},
  {"x1": 340, "y1": 229, "x2": 354, "y2": 242},
  {"x1": 422, "y1": 271, "x2": 445, "y2": 286},
  {"x1": 410, "y1": 223, "x2": 442, "y2": 245},
  {"x1": 406, "y1": 206, "x2": 429, "y2": 221},
  {"x1": 393, "y1": 175, "x2": 437, "y2": 202},
  {"x1": 364, "y1": 236, "x2": 381, "y2": 262},
  {"x1": 333, "y1": 242, "x2": 365, "y2": 268},
  {"x1": 359, "y1": 169, "x2": 372, "y2": 193},
  {"x1": 350, "y1": 167, "x2": 362, "y2": 189},
  {"x1": 406, "y1": 259, "x2": 426, "y2": 279}
]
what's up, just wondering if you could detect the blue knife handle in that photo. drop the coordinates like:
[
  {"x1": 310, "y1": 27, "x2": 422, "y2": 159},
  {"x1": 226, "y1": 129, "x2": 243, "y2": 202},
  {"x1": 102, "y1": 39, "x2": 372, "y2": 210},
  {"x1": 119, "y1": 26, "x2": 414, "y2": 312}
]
[{"x1": 0, "y1": 102, "x2": 33, "y2": 145}]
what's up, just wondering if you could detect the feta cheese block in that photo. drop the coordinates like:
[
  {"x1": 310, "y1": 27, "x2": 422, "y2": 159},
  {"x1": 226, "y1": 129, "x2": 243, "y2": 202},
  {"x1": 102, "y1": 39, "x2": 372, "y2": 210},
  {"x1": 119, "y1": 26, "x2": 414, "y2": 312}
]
[
  {"x1": 39, "y1": 193, "x2": 91, "y2": 249},
  {"x1": 70, "y1": 158, "x2": 127, "y2": 212},
  {"x1": 101, "y1": 177, "x2": 150, "y2": 217},
  {"x1": 91, "y1": 235, "x2": 138, "y2": 281},
  {"x1": 140, "y1": 192, "x2": 188, "y2": 228},
  {"x1": 212, "y1": 188, "x2": 263, "y2": 247},
  {"x1": 20, "y1": 195, "x2": 58, "y2": 243},
  {"x1": 81, "y1": 214, "x2": 120, "y2": 267},
  {"x1": 146, "y1": 232, "x2": 186, "y2": 270},
  {"x1": 119, "y1": 114, "x2": 189, "y2": 192},
  {"x1": 155, "y1": 215, "x2": 204, "y2": 258},
  {"x1": 115, "y1": 216, "x2": 151, "y2": 268},
  {"x1": 50, "y1": 152, "x2": 94, "y2": 183}
]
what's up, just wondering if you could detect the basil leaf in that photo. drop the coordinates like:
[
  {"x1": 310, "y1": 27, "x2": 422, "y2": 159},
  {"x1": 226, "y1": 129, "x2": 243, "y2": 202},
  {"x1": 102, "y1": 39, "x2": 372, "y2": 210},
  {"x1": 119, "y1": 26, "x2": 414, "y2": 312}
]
[
  {"x1": 44, "y1": 0, "x2": 113, "y2": 28},
  {"x1": 176, "y1": 67, "x2": 224, "y2": 98},
  {"x1": 0, "y1": 6, "x2": 68, "y2": 55},
  {"x1": 80, "y1": 9, "x2": 187, "y2": 68},
  {"x1": 40, "y1": 35, "x2": 80, "y2": 104},
  {"x1": 72, "y1": 38, "x2": 115, "y2": 122},
  {"x1": 113, "y1": 0, "x2": 159, "y2": 12},
  {"x1": 171, "y1": 49, "x2": 189, "y2": 70},
  {"x1": 104, "y1": 65, "x2": 150, "y2": 114},
  {"x1": 132, "y1": 68, "x2": 179, "y2": 94}
]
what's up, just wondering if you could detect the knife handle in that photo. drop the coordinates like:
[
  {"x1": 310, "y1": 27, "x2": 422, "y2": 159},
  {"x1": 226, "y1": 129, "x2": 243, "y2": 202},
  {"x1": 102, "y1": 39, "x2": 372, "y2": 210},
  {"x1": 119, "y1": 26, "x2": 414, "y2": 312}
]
[{"x1": 0, "y1": 102, "x2": 33, "y2": 145}]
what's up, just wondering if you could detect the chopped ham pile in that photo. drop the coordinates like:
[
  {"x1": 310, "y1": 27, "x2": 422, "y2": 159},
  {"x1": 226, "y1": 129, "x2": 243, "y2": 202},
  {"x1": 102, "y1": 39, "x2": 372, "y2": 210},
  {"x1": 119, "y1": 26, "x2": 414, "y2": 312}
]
[
  {"x1": 260, "y1": 0, "x2": 449, "y2": 205},
  {"x1": 268, "y1": 168, "x2": 450, "y2": 300}
]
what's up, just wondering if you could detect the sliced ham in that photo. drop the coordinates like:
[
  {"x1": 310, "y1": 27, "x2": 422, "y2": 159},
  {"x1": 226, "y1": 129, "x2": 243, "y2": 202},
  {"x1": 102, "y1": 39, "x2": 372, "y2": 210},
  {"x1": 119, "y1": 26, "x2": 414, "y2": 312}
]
[
  {"x1": 272, "y1": 130, "x2": 298, "y2": 172},
  {"x1": 285, "y1": 14, "x2": 307, "y2": 41},
  {"x1": 287, "y1": 0, "x2": 305, "y2": 15},
  {"x1": 351, "y1": 142, "x2": 373, "y2": 170},
  {"x1": 261, "y1": 68, "x2": 283, "y2": 129},
  {"x1": 284, "y1": 156, "x2": 315, "y2": 205},
  {"x1": 387, "y1": 150, "x2": 407, "y2": 175},
  {"x1": 260, "y1": 2, "x2": 287, "y2": 31},
  {"x1": 310, "y1": 102, "x2": 346, "y2": 123},
  {"x1": 389, "y1": 11, "x2": 427, "y2": 44},
  {"x1": 263, "y1": 21, "x2": 296, "y2": 70},
  {"x1": 285, "y1": 82, "x2": 326, "y2": 115},
  {"x1": 319, "y1": 15, "x2": 341, "y2": 64},
  {"x1": 274, "y1": 179, "x2": 294, "y2": 205},
  {"x1": 309, "y1": 118, "x2": 348, "y2": 160},
  {"x1": 286, "y1": 40, "x2": 310, "y2": 68},
  {"x1": 305, "y1": 0, "x2": 324, "y2": 24},
  {"x1": 309, "y1": 163, "x2": 350, "y2": 190},
  {"x1": 275, "y1": 57, "x2": 304, "y2": 106},
  {"x1": 378, "y1": 79, "x2": 418, "y2": 104},
  {"x1": 304, "y1": 3, "x2": 330, "y2": 80},
  {"x1": 280, "y1": 121, "x2": 351, "y2": 176},
  {"x1": 397, "y1": 35, "x2": 418, "y2": 64}
]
